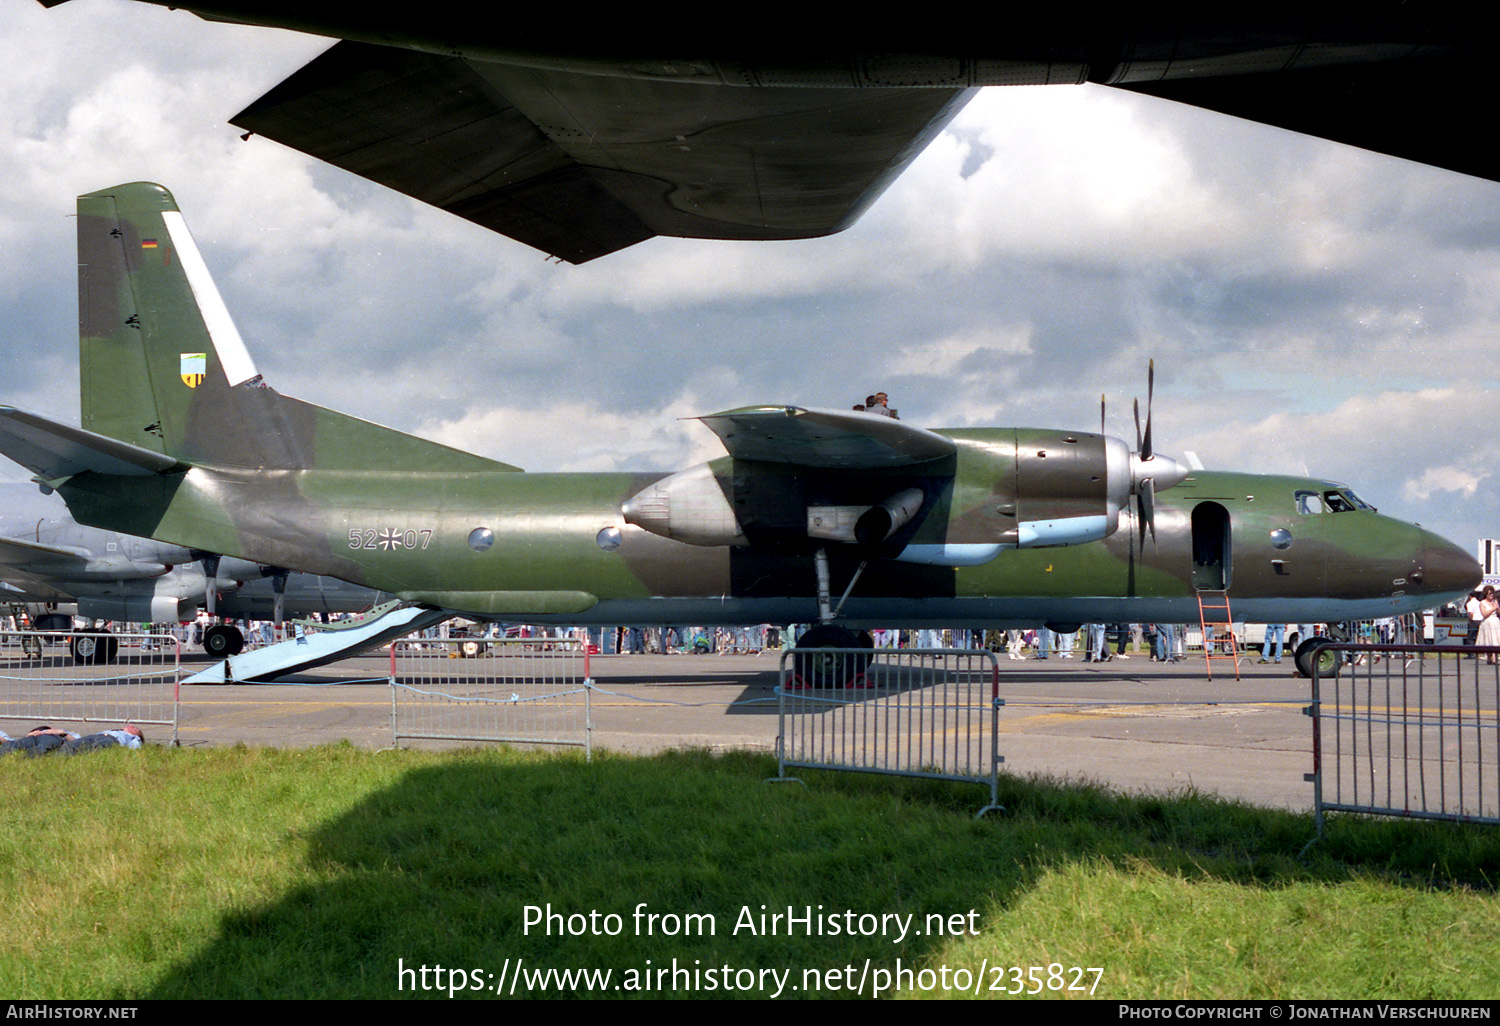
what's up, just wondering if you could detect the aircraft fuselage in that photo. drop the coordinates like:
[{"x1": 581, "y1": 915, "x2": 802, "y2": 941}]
[{"x1": 57, "y1": 457, "x2": 1474, "y2": 628}]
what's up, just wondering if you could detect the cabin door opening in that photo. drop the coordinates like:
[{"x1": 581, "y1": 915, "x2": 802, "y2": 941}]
[{"x1": 1191, "y1": 501, "x2": 1232, "y2": 591}]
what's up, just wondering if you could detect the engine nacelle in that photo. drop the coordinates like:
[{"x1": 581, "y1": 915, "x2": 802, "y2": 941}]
[
  {"x1": 895, "y1": 429, "x2": 1188, "y2": 566},
  {"x1": 77, "y1": 593, "x2": 186, "y2": 623},
  {"x1": 73, "y1": 570, "x2": 214, "y2": 623},
  {"x1": 215, "y1": 556, "x2": 268, "y2": 580},
  {"x1": 622, "y1": 463, "x2": 747, "y2": 546}
]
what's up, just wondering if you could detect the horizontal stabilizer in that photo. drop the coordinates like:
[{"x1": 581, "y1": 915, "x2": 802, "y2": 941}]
[
  {"x1": 0, "y1": 407, "x2": 183, "y2": 484},
  {"x1": 698, "y1": 406, "x2": 955, "y2": 468}
]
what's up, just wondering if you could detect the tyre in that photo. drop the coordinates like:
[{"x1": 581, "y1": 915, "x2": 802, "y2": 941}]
[
  {"x1": 71, "y1": 633, "x2": 97, "y2": 663},
  {"x1": 203, "y1": 624, "x2": 244, "y2": 658},
  {"x1": 459, "y1": 639, "x2": 486, "y2": 658},
  {"x1": 70, "y1": 629, "x2": 116, "y2": 665},
  {"x1": 1294, "y1": 637, "x2": 1340, "y2": 680},
  {"x1": 789, "y1": 624, "x2": 874, "y2": 689}
]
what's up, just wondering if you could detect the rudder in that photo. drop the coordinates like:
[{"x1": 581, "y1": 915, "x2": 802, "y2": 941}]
[
  {"x1": 76, "y1": 183, "x2": 517, "y2": 474},
  {"x1": 78, "y1": 182, "x2": 261, "y2": 460}
]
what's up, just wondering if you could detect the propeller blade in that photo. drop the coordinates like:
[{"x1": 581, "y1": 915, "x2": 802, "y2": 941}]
[
  {"x1": 1137, "y1": 478, "x2": 1156, "y2": 545},
  {"x1": 1100, "y1": 393, "x2": 1106, "y2": 437},
  {"x1": 1133, "y1": 397, "x2": 1143, "y2": 453},
  {"x1": 1141, "y1": 359, "x2": 1155, "y2": 462}
]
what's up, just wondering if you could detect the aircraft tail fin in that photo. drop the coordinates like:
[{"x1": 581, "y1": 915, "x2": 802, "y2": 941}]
[{"x1": 76, "y1": 183, "x2": 517, "y2": 472}]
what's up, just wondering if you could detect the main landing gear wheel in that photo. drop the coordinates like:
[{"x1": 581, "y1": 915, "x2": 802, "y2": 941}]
[
  {"x1": 458, "y1": 639, "x2": 487, "y2": 658},
  {"x1": 787, "y1": 625, "x2": 875, "y2": 689},
  {"x1": 70, "y1": 629, "x2": 119, "y2": 665},
  {"x1": 1293, "y1": 637, "x2": 1341, "y2": 680},
  {"x1": 202, "y1": 624, "x2": 245, "y2": 658}
]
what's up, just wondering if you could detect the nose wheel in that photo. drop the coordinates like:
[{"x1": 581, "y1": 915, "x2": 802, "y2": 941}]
[
  {"x1": 1293, "y1": 637, "x2": 1341, "y2": 679},
  {"x1": 787, "y1": 623, "x2": 875, "y2": 689}
]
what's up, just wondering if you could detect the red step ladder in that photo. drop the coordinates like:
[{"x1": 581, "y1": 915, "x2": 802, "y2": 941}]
[{"x1": 1196, "y1": 590, "x2": 1241, "y2": 681}]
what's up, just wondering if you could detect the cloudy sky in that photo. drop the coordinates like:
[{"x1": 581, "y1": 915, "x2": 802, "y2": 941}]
[{"x1": 3, "y1": 0, "x2": 1497, "y2": 558}]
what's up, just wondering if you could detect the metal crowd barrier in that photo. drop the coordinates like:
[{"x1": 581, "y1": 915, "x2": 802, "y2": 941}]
[
  {"x1": 0, "y1": 630, "x2": 181, "y2": 745},
  {"x1": 775, "y1": 647, "x2": 1003, "y2": 816},
  {"x1": 1178, "y1": 617, "x2": 1423, "y2": 657},
  {"x1": 388, "y1": 636, "x2": 592, "y2": 757},
  {"x1": 1308, "y1": 643, "x2": 1499, "y2": 831}
]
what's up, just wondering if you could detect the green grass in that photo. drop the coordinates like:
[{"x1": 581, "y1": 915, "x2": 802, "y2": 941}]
[{"x1": 1, "y1": 744, "x2": 1497, "y2": 999}]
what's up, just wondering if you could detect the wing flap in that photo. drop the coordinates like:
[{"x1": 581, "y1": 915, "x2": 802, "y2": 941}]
[{"x1": 698, "y1": 406, "x2": 955, "y2": 468}]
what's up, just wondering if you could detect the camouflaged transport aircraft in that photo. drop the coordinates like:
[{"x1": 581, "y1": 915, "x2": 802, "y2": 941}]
[{"x1": 0, "y1": 184, "x2": 1481, "y2": 678}]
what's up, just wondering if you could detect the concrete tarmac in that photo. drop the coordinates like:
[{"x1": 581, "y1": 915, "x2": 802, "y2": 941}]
[{"x1": 136, "y1": 646, "x2": 1322, "y2": 812}]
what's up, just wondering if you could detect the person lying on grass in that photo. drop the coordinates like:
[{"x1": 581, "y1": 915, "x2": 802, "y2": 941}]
[
  {"x1": 60, "y1": 724, "x2": 144, "y2": 756},
  {"x1": 0, "y1": 725, "x2": 77, "y2": 757}
]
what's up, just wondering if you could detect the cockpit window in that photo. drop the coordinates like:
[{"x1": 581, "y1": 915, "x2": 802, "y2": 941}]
[
  {"x1": 1298, "y1": 488, "x2": 1375, "y2": 514},
  {"x1": 1338, "y1": 488, "x2": 1375, "y2": 511},
  {"x1": 1324, "y1": 489, "x2": 1375, "y2": 512}
]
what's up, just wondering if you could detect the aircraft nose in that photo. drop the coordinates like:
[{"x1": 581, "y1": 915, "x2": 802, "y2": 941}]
[{"x1": 1411, "y1": 531, "x2": 1481, "y2": 599}]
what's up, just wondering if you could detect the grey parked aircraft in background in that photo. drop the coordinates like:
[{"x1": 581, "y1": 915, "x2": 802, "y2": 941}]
[{"x1": 0, "y1": 514, "x2": 386, "y2": 661}]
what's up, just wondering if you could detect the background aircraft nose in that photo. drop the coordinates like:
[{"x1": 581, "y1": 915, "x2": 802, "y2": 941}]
[{"x1": 1413, "y1": 531, "x2": 1482, "y2": 599}]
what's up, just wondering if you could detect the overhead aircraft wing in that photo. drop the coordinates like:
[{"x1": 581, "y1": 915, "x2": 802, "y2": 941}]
[
  {"x1": 697, "y1": 406, "x2": 955, "y2": 469},
  {"x1": 1117, "y1": 57, "x2": 1499, "y2": 184},
  {"x1": 230, "y1": 42, "x2": 972, "y2": 263}
]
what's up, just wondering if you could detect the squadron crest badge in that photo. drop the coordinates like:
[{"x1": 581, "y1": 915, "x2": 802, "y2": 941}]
[{"x1": 180, "y1": 352, "x2": 206, "y2": 388}]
